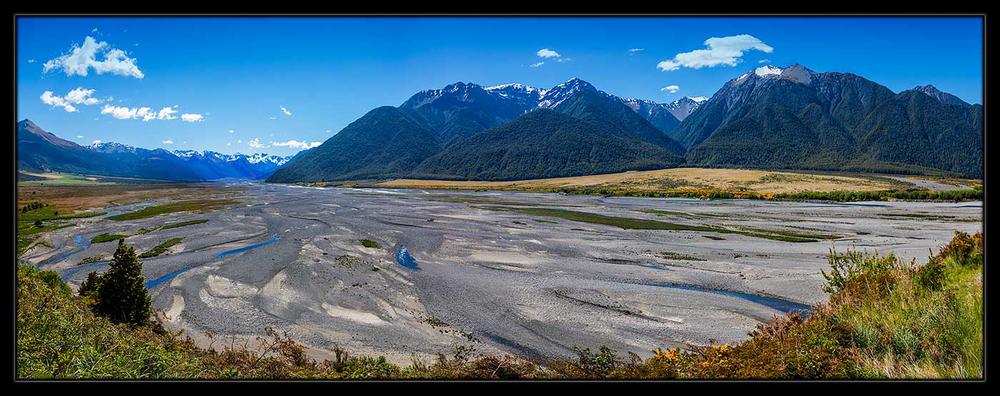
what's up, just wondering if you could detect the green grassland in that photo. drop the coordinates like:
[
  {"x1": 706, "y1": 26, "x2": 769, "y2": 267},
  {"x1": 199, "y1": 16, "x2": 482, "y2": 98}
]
[
  {"x1": 107, "y1": 199, "x2": 239, "y2": 221},
  {"x1": 16, "y1": 203, "x2": 107, "y2": 255},
  {"x1": 138, "y1": 238, "x2": 184, "y2": 258}
]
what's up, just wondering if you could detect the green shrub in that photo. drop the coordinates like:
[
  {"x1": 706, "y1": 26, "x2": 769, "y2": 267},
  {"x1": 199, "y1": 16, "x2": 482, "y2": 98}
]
[{"x1": 95, "y1": 240, "x2": 151, "y2": 326}]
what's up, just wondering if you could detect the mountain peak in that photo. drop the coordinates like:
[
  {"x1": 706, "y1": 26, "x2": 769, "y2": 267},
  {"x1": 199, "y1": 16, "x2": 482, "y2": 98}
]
[
  {"x1": 18, "y1": 119, "x2": 38, "y2": 129},
  {"x1": 754, "y1": 65, "x2": 783, "y2": 77},
  {"x1": 444, "y1": 81, "x2": 480, "y2": 91},
  {"x1": 738, "y1": 64, "x2": 813, "y2": 85},
  {"x1": 911, "y1": 84, "x2": 969, "y2": 106},
  {"x1": 559, "y1": 77, "x2": 594, "y2": 89},
  {"x1": 537, "y1": 78, "x2": 598, "y2": 109}
]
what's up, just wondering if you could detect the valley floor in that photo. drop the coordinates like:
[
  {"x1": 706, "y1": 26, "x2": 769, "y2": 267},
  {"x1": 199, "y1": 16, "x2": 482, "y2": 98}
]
[
  {"x1": 375, "y1": 167, "x2": 979, "y2": 196},
  {"x1": 21, "y1": 182, "x2": 982, "y2": 365}
]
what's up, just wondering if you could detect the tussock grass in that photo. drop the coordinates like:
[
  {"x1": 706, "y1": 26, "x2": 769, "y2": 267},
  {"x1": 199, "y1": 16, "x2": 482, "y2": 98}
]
[
  {"x1": 138, "y1": 238, "x2": 183, "y2": 258},
  {"x1": 91, "y1": 233, "x2": 128, "y2": 244},
  {"x1": 161, "y1": 219, "x2": 210, "y2": 230},
  {"x1": 480, "y1": 206, "x2": 833, "y2": 243},
  {"x1": 107, "y1": 199, "x2": 239, "y2": 221}
]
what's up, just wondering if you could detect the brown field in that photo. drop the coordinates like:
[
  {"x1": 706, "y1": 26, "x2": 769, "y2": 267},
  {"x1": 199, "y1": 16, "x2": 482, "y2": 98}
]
[
  {"x1": 377, "y1": 168, "x2": 912, "y2": 195},
  {"x1": 16, "y1": 183, "x2": 245, "y2": 213}
]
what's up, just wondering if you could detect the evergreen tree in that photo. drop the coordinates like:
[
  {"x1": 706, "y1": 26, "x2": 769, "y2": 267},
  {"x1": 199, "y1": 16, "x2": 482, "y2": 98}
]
[
  {"x1": 95, "y1": 240, "x2": 151, "y2": 326},
  {"x1": 78, "y1": 271, "x2": 104, "y2": 300}
]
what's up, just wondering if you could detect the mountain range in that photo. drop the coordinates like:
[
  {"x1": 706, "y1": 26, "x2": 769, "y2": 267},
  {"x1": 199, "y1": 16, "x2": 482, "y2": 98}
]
[
  {"x1": 271, "y1": 65, "x2": 981, "y2": 182},
  {"x1": 17, "y1": 119, "x2": 291, "y2": 181},
  {"x1": 18, "y1": 64, "x2": 983, "y2": 184}
]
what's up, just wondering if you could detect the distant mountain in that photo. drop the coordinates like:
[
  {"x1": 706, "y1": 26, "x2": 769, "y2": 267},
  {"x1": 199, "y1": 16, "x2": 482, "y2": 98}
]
[
  {"x1": 400, "y1": 82, "x2": 539, "y2": 146},
  {"x1": 17, "y1": 119, "x2": 293, "y2": 181},
  {"x1": 272, "y1": 78, "x2": 687, "y2": 182},
  {"x1": 551, "y1": 88, "x2": 686, "y2": 155},
  {"x1": 171, "y1": 150, "x2": 291, "y2": 180},
  {"x1": 412, "y1": 109, "x2": 682, "y2": 181},
  {"x1": 269, "y1": 69, "x2": 982, "y2": 183},
  {"x1": 18, "y1": 120, "x2": 202, "y2": 181},
  {"x1": 266, "y1": 106, "x2": 443, "y2": 182},
  {"x1": 665, "y1": 96, "x2": 709, "y2": 122},
  {"x1": 400, "y1": 78, "x2": 692, "y2": 146},
  {"x1": 676, "y1": 65, "x2": 982, "y2": 178},
  {"x1": 620, "y1": 98, "x2": 680, "y2": 135}
]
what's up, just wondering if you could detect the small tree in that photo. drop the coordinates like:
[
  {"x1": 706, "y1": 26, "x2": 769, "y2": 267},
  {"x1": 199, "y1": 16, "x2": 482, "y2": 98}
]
[
  {"x1": 96, "y1": 239, "x2": 151, "y2": 326},
  {"x1": 78, "y1": 271, "x2": 104, "y2": 300}
]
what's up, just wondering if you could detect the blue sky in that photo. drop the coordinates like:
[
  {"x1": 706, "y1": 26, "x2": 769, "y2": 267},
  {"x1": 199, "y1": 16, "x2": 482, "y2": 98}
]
[{"x1": 17, "y1": 17, "x2": 983, "y2": 156}]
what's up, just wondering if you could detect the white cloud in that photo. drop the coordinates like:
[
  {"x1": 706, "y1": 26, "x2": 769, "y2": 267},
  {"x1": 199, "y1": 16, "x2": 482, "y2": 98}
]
[
  {"x1": 529, "y1": 61, "x2": 545, "y2": 68},
  {"x1": 280, "y1": 106, "x2": 292, "y2": 116},
  {"x1": 27, "y1": 59, "x2": 36, "y2": 63},
  {"x1": 64, "y1": 87, "x2": 101, "y2": 105},
  {"x1": 536, "y1": 48, "x2": 561, "y2": 58},
  {"x1": 101, "y1": 105, "x2": 176, "y2": 121},
  {"x1": 181, "y1": 113, "x2": 204, "y2": 122},
  {"x1": 628, "y1": 48, "x2": 644, "y2": 54},
  {"x1": 91, "y1": 139, "x2": 102, "y2": 145},
  {"x1": 40, "y1": 87, "x2": 103, "y2": 112},
  {"x1": 758, "y1": 59, "x2": 771, "y2": 64},
  {"x1": 76, "y1": 135, "x2": 84, "y2": 138},
  {"x1": 43, "y1": 36, "x2": 144, "y2": 79},
  {"x1": 271, "y1": 140, "x2": 321, "y2": 149},
  {"x1": 657, "y1": 34, "x2": 773, "y2": 71},
  {"x1": 156, "y1": 106, "x2": 178, "y2": 120},
  {"x1": 162, "y1": 139, "x2": 174, "y2": 144},
  {"x1": 228, "y1": 129, "x2": 235, "y2": 134},
  {"x1": 40, "y1": 91, "x2": 77, "y2": 112},
  {"x1": 247, "y1": 138, "x2": 265, "y2": 149},
  {"x1": 661, "y1": 85, "x2": 680, "y2": 93},
  {"x1": 99, "y1": 105, "x2": 183, "y2": 121}
]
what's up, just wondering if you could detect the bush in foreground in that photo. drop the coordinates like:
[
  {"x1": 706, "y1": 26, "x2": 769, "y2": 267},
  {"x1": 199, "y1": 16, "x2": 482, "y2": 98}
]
[{"x1": 16, "y1": 232, "x2": 982, "y2": 379}]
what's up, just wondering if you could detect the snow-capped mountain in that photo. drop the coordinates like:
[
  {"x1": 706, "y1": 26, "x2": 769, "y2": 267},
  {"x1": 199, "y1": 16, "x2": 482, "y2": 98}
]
[
  {"x1": 536, "y1": 78, "x2": 600, "y2": 109},
  {"x1": 670, "y1": 63, "x2": 982, "y2": 178},
  {"x1": 664, "y1": 96, "x2": 709, "y2": 122},
  {"x1": 912, "y1": 84, "x2": 970, "y2": 106},
  {"x1": 88, "y1": 141, "x2": 139, "y2": 154},
  {"x1": 15, "y1": 120, "x2": 297, "y2": 182},
  {"x1": 171, "y1": 150, "x2": 292, "y2": 179}
]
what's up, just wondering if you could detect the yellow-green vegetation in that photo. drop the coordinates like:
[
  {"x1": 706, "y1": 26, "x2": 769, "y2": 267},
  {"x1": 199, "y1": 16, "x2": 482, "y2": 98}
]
[
  {"x1": 658, "y1": 251, "x2": 705, "y2": 261},
  {"x1": 107, "y1": 199, "x2": 239, "y2": 221},
  {"x1": 425, "y1": 195, "x2": 541, "y2": 206},
  {"x1": 16, "y1": 202, "x2": 106, "y2": 255},
  {"x1": 377, "y1": 168, "x2": 982, "y2": 203},
  {"x1": 17, "y1": 172, "x2": 114, "y2": 186},
  {"x1": 139, "y1": 238, "x2": 184, "y2": 258},
  {"x1": 91, "y1": 233, "x2": 129, "y2": 244},
  {"x1": 359, "y1": 239, "x2": 382, "y2": 249},
  {"x1": 79, "y1": 255, "x2": 106, "y2": 265},
  {"x1": 16, "y1": 232, "x2": 982, "y2": 379},
  {"x1": 478, "y1": 206, "x2": 837, "y2": 243},
  {"x1": 161, "y1": 218, "x2": 210, "y2": 230}
]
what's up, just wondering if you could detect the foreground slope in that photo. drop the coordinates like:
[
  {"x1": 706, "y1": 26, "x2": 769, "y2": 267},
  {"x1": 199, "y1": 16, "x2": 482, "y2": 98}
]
[
  {"x1": 17, "y1": 231, "x2": 982, "y2": 379},
  {"x1": 411, "y1": 109, "x2": 682, "y2": 180},
  {"x1": 267, "y1": 106, "x2": 443, "y2": 182}
]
